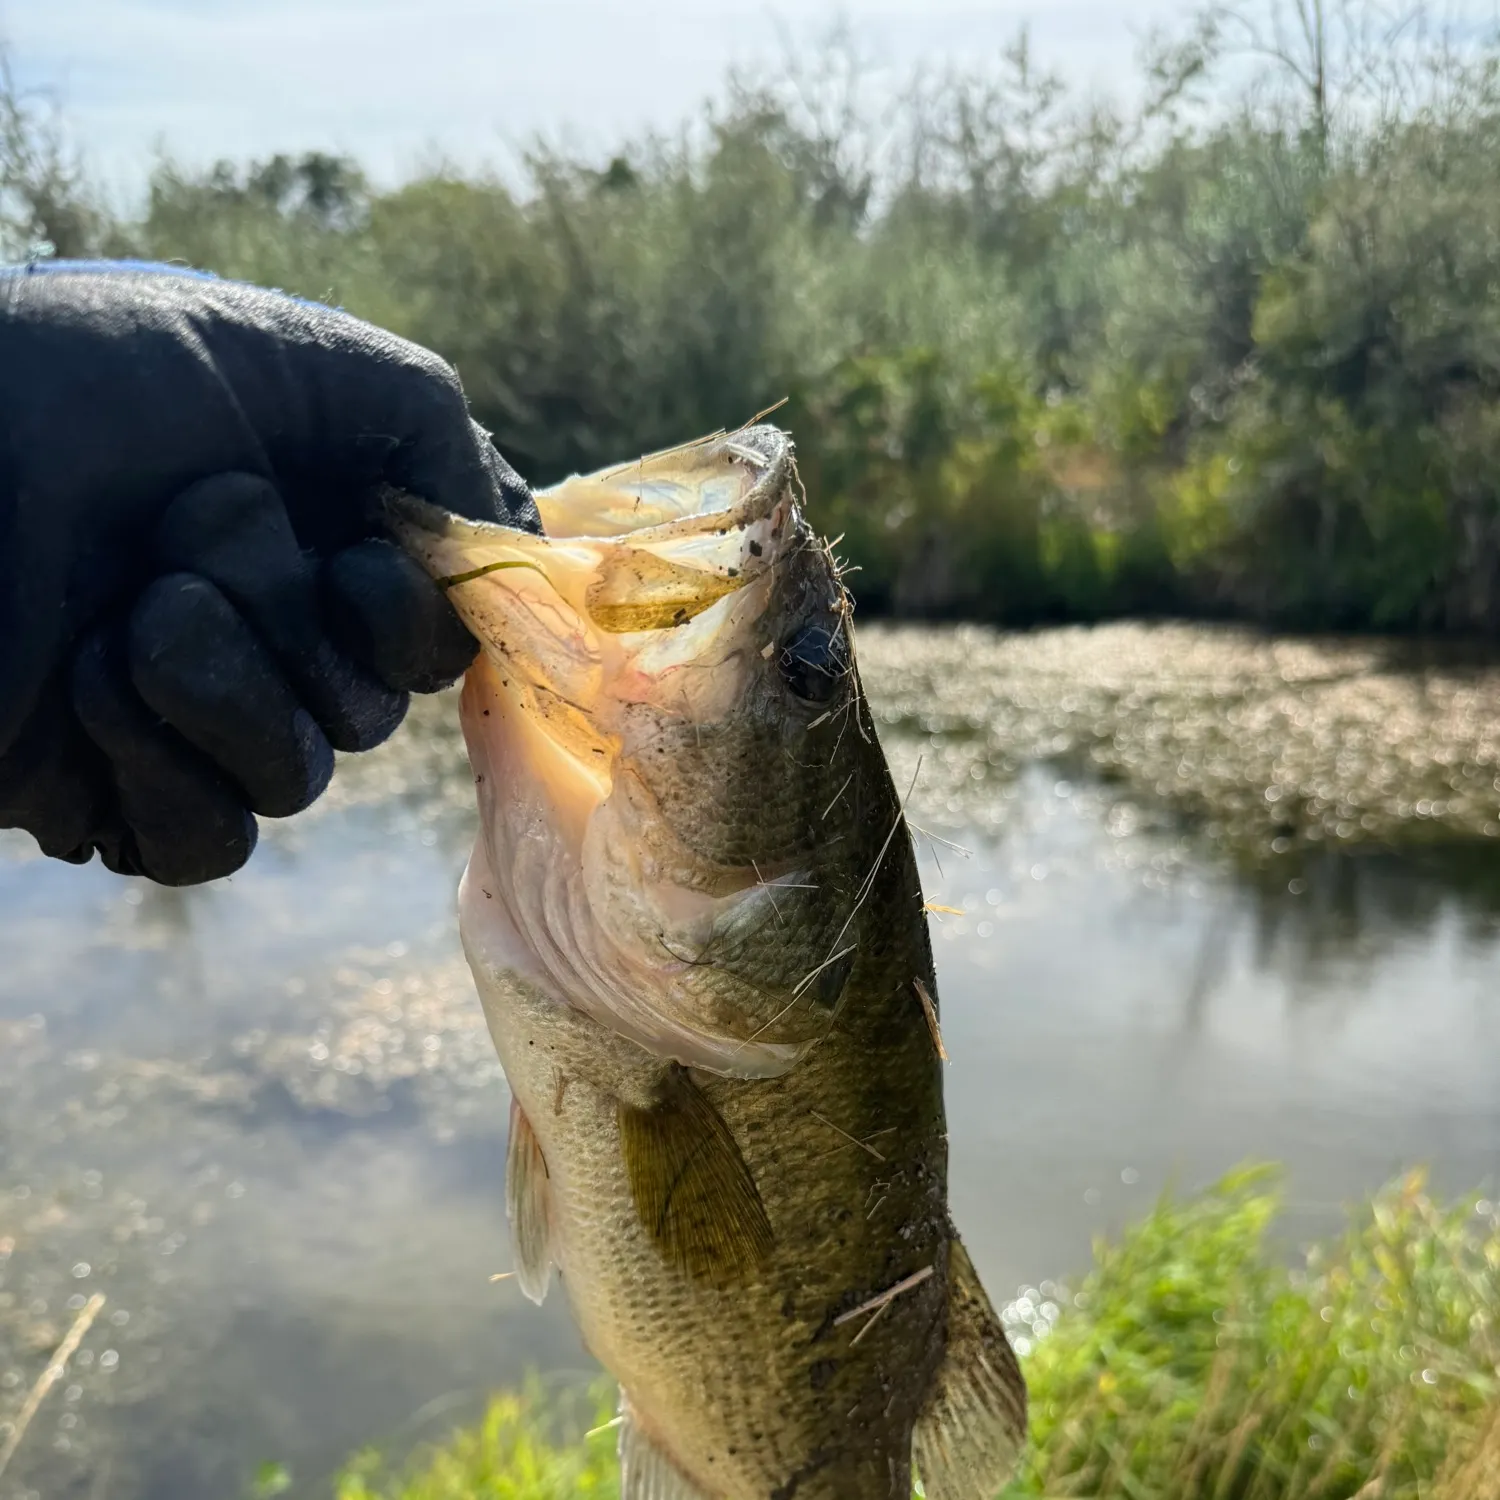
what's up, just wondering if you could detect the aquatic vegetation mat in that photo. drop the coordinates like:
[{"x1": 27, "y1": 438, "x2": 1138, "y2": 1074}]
[
  {"x1": 857, "y1": 622, "x2": 1500, "y2": 858},
  {"x1": 330, "y1": 1170, "x2": 1500, "y2": 1499},
  {"x1": 320, "y1": 621, "x2": 1500, "y2": 861}
]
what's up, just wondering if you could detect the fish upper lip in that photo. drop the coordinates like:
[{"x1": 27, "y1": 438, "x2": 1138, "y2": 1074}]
[{"x1": 382, "y1": 423, "x2": 796, "y2": 549}]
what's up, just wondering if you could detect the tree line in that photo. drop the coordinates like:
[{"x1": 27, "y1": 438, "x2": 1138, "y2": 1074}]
[{"x1": 8, "y1": 1, "x2": 1500, "y2": 633}]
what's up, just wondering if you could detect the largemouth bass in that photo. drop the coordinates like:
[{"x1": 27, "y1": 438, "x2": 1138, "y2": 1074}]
[{"x1": 392, "y1": 426, "x2": 1025, "y2": 1499}]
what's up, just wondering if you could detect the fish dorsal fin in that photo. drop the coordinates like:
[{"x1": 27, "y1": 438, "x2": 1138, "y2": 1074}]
[
  {"x1": 618, "y1": 1067, "x2": 773, "y2": 1282},
  {"x1": 618, "y1": 1394, "x2": 712, "y2": 1500},
  {"x1": 506, "y1": 1097, "x2": 555, "y2": 1305},
  {"x1": 912, "y1": 1238, "x2": 1028, "y2": 1500}
]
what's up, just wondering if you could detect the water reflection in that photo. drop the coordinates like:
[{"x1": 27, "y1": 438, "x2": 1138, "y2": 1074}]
[
  {"x1": 1240, "y1": 841, "x2": 1500, "y2": 964},
  {"x1": 2, "y1": 625, "x2": 1499, "y2": 1497},
  {"x1": 913, "y1": 763, "x2": 1499, "y2": 1314}
]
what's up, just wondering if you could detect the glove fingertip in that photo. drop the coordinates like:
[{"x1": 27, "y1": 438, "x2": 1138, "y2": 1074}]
[
  {"x1": 72, "y1": 624, "x2": 262, "y2": 885},
  {"x1": 325, "y1": 540, "x2": 477, "y2": 694},
  {"x1": 475, "y1": 424, "x2": 543, "y2": 534},
  {"x1": 129, "y1": 573, "x2": 335, "y2": 819},
  {"x1": 95, "y1": 813, "x2": 259, "y2": 885},
  {"x1": 148, "y1": 810, "x2": 259, "y2": 886},
  {"x1": 0, "y1": 673, "x2": 115, "y2": 862}
]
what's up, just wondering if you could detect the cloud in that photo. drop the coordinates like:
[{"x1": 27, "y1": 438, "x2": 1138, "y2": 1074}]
[{"x1": 4, "y1": 0, "x2": 1195, "y2": 205}]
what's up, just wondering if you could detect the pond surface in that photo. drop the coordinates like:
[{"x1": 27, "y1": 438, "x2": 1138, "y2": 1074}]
[{"x1": 2, "y1": 623, "x2": 1499, "y2": 1498}]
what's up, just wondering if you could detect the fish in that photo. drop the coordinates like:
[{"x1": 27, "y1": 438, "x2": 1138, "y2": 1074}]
[{"x1": 390, "y1": 425, "x2": 1025, "y2": 1500}]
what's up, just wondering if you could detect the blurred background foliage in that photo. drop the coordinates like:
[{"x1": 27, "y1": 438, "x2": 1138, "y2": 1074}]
[{"x1": 9, "y1": 0, "x2": 1500, "y2": 633}]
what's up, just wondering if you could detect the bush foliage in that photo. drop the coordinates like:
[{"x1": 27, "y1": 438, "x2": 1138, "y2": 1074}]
[{"x1": 10, "y1": 3, "x2": 1500, "y2": 632}]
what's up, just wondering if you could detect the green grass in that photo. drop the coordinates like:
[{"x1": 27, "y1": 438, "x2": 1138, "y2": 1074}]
[
  {"x1": 332, "y1": 1383, "x2": 621, "y2": 1500},
  {"x1": 1012, "y1": 1167, "x2": 1500, "y2": 1498},
  {"x1": 329, "y1": 1169, "x2": 1500, "y2": 1500}
]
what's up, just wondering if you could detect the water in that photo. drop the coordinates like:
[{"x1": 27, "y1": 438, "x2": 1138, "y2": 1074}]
[{"x1": 2, "y1": 623, "x2": 1499, "y2": 1497}]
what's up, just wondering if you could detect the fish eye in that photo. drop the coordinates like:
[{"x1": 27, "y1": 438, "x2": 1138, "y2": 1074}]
[{"x1": 778, "y1": 622, "x2": 848, "y2": 704}]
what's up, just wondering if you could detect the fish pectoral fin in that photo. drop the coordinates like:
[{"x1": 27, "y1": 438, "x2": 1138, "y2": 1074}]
[
  {"x1": 618, "y1": 1067, "x2": 773, "y2": 1283},
  {"x1": 618, "y1": 1393, "x2": 713, "y2": 1500},
  {"x1": 506, "y1": 1097, "x2": 555, "y2": 1305},
  {"x1": 912, "y1": 1238, "x2": 1028, "y2": 1500}
]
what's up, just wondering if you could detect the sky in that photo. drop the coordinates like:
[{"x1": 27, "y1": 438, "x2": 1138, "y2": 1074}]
[{"x1": 4, "y1": 0, "x2": 1200, "y2": 208}]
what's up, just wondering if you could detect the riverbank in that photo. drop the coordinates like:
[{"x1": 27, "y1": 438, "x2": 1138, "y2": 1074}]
[{"x1": 329, "y1": 1170, "x2": 1500, "y2": 1499}]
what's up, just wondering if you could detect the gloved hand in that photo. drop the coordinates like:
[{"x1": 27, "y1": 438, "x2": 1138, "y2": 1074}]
[{"x1": 0, "y1": 261, "x2": 541, "y2": 885}]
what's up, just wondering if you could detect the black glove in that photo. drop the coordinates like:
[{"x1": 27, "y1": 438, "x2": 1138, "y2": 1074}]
[{"x1": 0, "y1": 261, "x2": 541, "y2": 885}]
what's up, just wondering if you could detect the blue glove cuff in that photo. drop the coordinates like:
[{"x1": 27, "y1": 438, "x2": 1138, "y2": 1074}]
[{"x1": 1, "y1": 258, "x2": 220, "y2": 281}]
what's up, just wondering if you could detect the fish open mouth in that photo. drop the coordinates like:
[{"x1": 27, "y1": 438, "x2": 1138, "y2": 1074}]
[
  {"x1": 390, "y1": 424, "x2": 795, "y2": 748},
  {"x1": 410, "y1": 426, "x2": 792, "y2": 609},
  {"x1": 388, "y1": 427, "x2": 796, "y2": 829},
  {"x1": 388, "y1": 426, "x2": 825, "y2": 1077}
]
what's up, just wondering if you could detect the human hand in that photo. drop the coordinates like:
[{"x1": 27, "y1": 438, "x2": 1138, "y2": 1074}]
[{"x1": 0, "y1": 261, "x2": 539, "y2": 884}]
